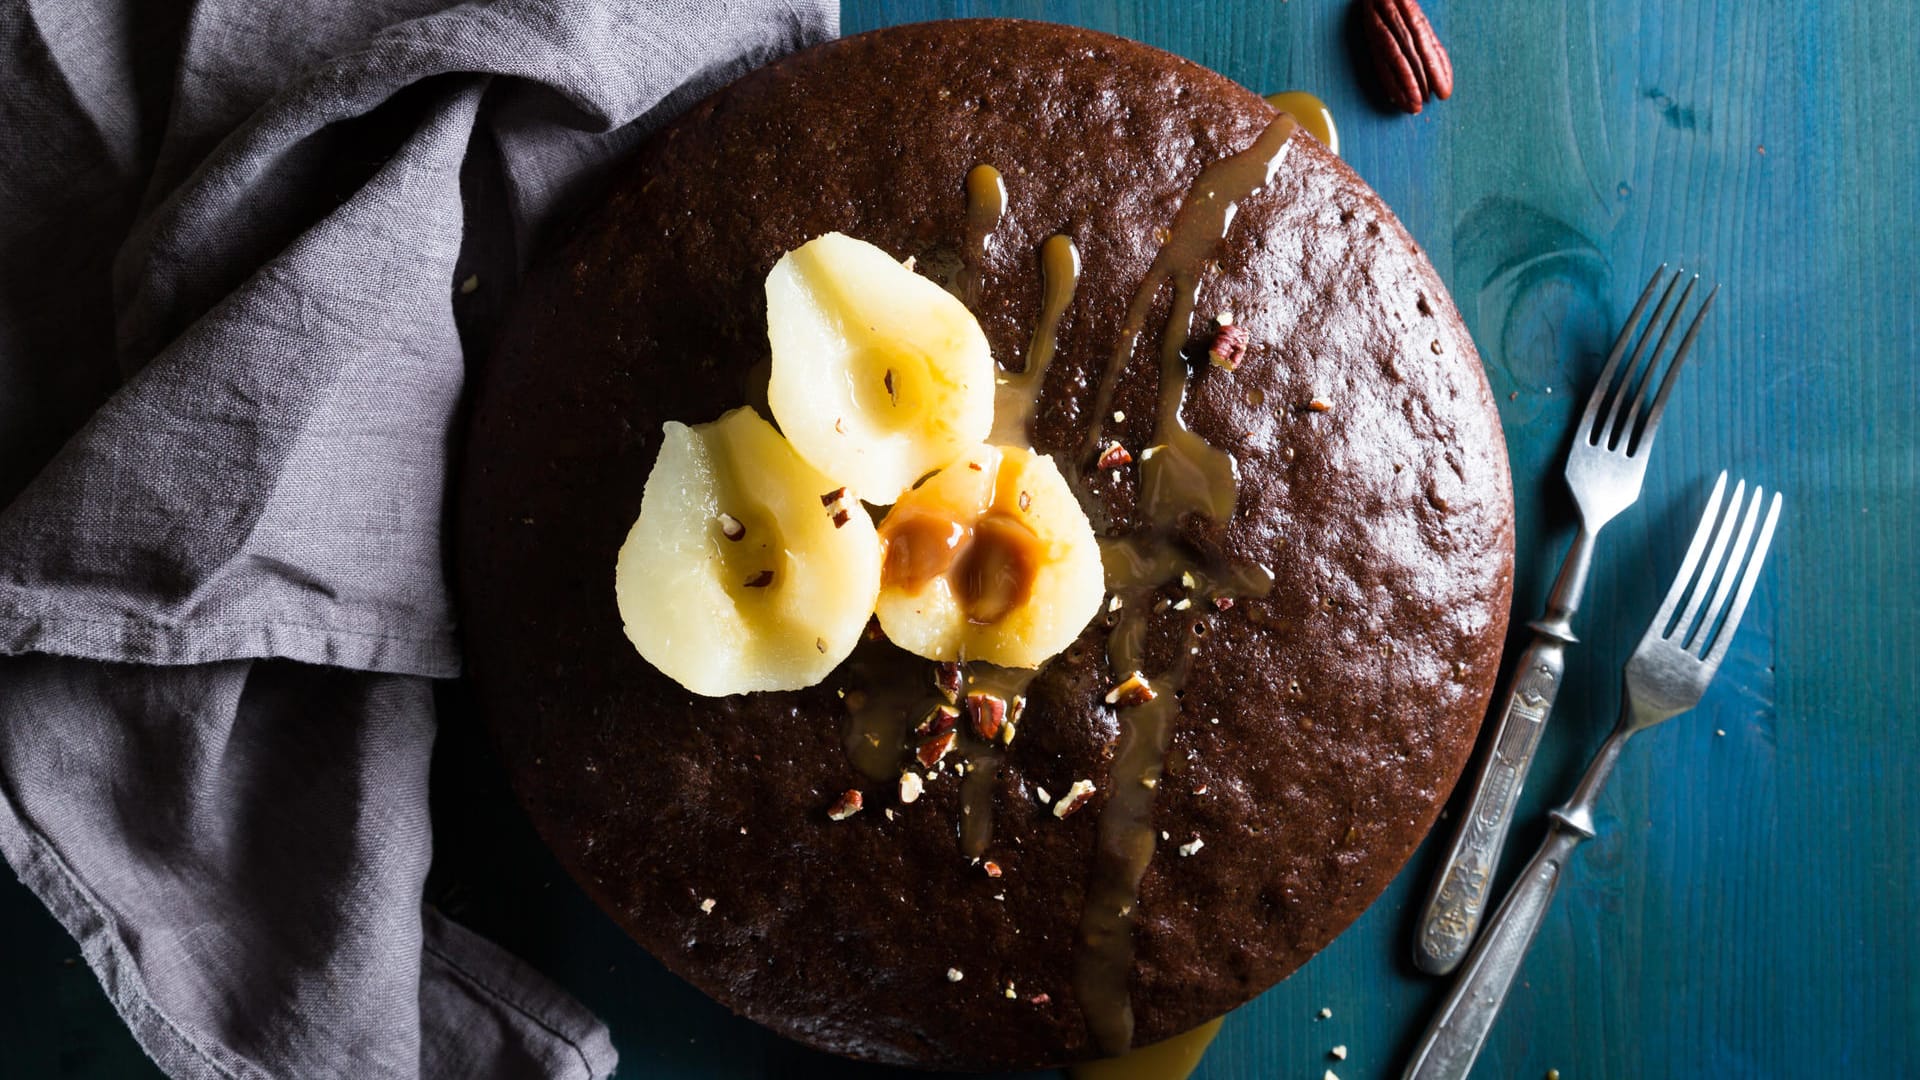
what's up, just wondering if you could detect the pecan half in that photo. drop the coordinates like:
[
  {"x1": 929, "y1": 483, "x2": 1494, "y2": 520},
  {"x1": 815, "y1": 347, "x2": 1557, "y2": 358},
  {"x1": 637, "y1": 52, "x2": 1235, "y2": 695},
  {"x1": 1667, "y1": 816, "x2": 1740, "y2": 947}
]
[{"x1": 1362, "y1": 0, "x2": 1453, "y2": 115}]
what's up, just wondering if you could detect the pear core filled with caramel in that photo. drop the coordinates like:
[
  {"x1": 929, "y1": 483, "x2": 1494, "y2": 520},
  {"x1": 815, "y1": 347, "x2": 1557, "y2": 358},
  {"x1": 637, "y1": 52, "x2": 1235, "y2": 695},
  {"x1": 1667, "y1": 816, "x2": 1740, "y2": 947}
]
[{"x1": 873, "y1": 444, "x2": 1104, "y2": 668}]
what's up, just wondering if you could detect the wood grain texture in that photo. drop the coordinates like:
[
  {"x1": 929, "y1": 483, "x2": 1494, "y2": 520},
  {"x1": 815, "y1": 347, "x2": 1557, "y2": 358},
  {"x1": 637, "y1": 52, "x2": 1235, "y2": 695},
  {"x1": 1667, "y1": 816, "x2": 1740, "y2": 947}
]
[{"x1": 4, "y1": 2, "x2": 1914, "y2": 1077}]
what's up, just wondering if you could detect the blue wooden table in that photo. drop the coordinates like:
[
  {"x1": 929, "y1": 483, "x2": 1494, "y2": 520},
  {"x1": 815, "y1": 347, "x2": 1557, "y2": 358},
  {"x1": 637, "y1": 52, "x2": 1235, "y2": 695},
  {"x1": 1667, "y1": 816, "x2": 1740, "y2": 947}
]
[{"x1": 5, "y1": 2, "x2": 1915, "y2": 1077}]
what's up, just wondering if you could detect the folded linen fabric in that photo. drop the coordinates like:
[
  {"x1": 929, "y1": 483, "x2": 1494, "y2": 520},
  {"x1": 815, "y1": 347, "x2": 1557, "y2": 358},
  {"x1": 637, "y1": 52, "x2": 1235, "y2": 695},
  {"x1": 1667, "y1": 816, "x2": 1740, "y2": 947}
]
[{"x1": 0, "y1": 1, "x2": 836, "y2": 1075}]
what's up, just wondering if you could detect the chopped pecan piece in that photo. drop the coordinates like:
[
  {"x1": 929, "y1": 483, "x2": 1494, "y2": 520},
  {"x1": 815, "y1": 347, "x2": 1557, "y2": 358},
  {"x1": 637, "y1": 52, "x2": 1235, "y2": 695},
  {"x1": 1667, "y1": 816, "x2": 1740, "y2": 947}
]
[
  {"x1": 1104, "y1": 671, "x2": 1157, "y2": 708},
  {"x1": 1097, "y1": 441, "x2": 1133, "y2": 469},
  {"x1": 916, "y1": 730, "x2": 957, "y2": 769},
  {"x1": 826, "y1": 789, "x2": 864, "y2": 821},
  {"x1": 898, "y1": 770, "x2": 925, "y2": 804},
  {"x1": 1208, "y1": 321, "x2": 1250, "y2": 371},
  {"x1": 915, "y1": 703, "x2": 960, "y2": 736},
  {"x1": 1053, "y1": 779, "x2": 1097, "y2": 819},
  {"x1": 933, "y1": 661, "x2": 964, "y2": 703},
  {"x1": 966, "y1": 691, "x2": 1008, "y2": 741}
]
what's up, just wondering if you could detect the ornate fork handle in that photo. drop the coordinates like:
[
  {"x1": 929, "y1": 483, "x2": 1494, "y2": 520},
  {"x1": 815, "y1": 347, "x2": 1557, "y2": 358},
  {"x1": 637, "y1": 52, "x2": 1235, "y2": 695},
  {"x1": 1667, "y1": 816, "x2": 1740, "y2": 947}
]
[
  {"x1": 1403, "y1": 729, "x2": 1630, "y2": 1080},
  {"x1": 1412, "y1": 527, "x2": 1594, "y2": 975}
]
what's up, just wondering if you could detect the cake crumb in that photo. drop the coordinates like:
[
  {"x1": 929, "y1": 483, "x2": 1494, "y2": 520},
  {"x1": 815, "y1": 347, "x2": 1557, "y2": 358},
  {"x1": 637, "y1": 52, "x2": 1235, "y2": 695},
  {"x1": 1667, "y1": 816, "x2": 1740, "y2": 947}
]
[
  {"x1": 1318, "y1": 1006, "x2": 1333, "y2": 1019},
  {"x1": 1113, "y1": 410, "x2": 1125, "y2": 423},
  {"x1": 1178, "y1": 837, "x2": 1205, "y2": 857},
  {"x1": 1036, "y1": 785, "x2": 1052, "y2": 803},
  {"x1": 1546, "y1": 1071, "x2": 1560, "y2": 1080},
  {"x1": 1324, "y1": 1071, "x2": 1340, "y2": 1080},
  {"x1": 1716, "y1": 729, "x2": 1726, "y2": 737},
  {"x1": 946, "y1": 968, "x2": 965, "y2": 983},
  {"x1": 1004, "y1": 983, "x2": 1017, "y2": 999},
  {"x1": 1331, "y1": 1045, "x2": 1347, "y2": 1060},
  {"x1": 699, "y1": 898, "x2": 716, "y2": 914},
  {"x1": 459, "y1": 274, "x2": 480, "y2": 294}
]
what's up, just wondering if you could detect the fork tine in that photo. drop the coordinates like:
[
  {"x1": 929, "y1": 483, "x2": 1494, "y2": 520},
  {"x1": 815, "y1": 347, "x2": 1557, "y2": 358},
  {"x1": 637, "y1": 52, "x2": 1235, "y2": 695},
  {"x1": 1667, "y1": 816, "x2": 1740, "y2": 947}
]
[
  {"x1": 1652, "y1": 471, "x2": 1729, "y2": 633},
  {"x1": 1667, "y1": 476, "x2": 1745, "y2": 641},
  {"x1": 1612, "y1": 276, "x2": 1704, "y2": 449},
  {"x1": 1579, "y1": 265, "x2": 1668, "y2": 442},
  {"x1": 1704, "y1": 491, "x2": 1783, "y2": 667},
  {"x1": 1619, "y1": 274, "x2": 1701, "y2": 454},
  {"x1": 1633, "y1": 282, "x2": 1719, "y2": 455},
  {"x1": 1601, "y1": 271, "x2": 1685, "y2": 448},
  {"x1": 1683, "y1": 483, "x2": 1765, "y2": 653}
]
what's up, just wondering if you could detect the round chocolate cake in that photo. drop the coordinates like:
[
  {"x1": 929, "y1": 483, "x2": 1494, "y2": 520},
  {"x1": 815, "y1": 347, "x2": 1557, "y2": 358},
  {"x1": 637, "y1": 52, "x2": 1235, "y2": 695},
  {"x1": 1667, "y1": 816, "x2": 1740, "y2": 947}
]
[{"x1": 457, "y1": 18, "x2": 1514, "y2": 1070}]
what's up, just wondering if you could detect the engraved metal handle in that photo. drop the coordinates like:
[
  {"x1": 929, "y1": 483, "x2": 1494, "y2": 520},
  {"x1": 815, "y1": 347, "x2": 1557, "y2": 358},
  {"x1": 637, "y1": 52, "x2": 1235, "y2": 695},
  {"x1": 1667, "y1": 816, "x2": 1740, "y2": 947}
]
[
  {"x1": 1402, "y1": 728, "x2": 1628, "y2": 1080},
  {"x1": 1412, "y1": 526, "x2": 1594, "y2": 975},
  {"x1": 1402, "y1": 827, "x2": 1584, "y2": 1080}
]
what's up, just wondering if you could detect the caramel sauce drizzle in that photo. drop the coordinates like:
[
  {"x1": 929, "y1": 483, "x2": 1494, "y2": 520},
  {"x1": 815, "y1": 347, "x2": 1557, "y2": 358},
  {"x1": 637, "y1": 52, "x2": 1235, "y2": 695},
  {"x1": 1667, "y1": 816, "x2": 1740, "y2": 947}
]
[
  {"x1": 1263, "y1": 91, "x2": 1339, "y2": 156},
  {"x1": 993, "y1": 234, "x2": 1081, "y2": 447},
  {"x1": 961, "y1": 164, "x2": 1007, "y2": 308},
  {"x1": 1083, "y1": 113, "x2": 1299, "y2": 523},
  {"x1": 1067, "y1": 1016, "x2": 1225, "y2": 1080},
  {"x1": 1072, "y1": 114, "x2": 1298, "y2": 1057},
  {"x1": 838, "y1": 124, "x2": 1298, "y2": 1058},
  {"x1": 958, "y1": 751, "x2": 1001, "y2": 856},
  {"x1": 842, "y1": 636, "x2": 941, "y2": 782}
]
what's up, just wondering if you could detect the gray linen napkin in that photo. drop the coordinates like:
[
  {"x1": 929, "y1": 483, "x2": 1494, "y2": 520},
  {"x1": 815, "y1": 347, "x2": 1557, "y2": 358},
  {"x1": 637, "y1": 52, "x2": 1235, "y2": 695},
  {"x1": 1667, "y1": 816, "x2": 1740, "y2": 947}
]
[{"x1": 0, "y1": 1, "x2": 836, "y2": 1076}]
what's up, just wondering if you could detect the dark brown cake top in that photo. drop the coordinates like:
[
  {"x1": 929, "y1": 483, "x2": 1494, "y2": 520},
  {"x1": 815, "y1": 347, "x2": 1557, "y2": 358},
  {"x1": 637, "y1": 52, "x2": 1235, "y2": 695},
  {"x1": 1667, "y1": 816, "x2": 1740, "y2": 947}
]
[{"x1": 457, "y1": 18, "x2": 1513, "y2": 1069}]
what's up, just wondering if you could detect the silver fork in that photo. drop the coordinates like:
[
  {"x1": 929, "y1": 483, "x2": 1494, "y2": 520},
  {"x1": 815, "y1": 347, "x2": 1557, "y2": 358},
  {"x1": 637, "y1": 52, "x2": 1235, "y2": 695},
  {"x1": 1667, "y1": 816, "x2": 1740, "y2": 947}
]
[
  {"x1": 1402, "y1": 472, "x2": 1784, "y2": 1080},
  {"x1": 1412, "y1": 266, "x2": 1720, "y2": 975}
]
